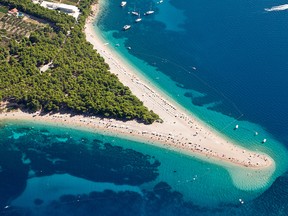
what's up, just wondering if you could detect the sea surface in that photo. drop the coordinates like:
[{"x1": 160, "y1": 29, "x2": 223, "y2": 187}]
[{"x1": 1, "y1": 0, "x2": 288, "y2": 215}]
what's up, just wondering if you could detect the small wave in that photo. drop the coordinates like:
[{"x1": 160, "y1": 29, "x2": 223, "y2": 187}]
[{"x1": 265, "y1": 4, "x2": 288, "y2": 12}]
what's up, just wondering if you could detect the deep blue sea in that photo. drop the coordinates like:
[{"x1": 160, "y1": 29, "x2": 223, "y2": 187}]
[{"x1": 1, "y1": 0, "x2": 288, "y2": 215}]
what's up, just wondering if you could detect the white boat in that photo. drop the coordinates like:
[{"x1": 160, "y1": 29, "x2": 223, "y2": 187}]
[
  {"x1": 262, "y1": 139, "x2": 267, "y2": 143},
  {"x1": 135, "y1": 17, "x2": 142, "y2": 22},
  {"x1": 123, "y1": 25, "x2": 131, "y2": 30},
  {"x1": 131, "y1": 11, "x2": 139, "y2": 16},
  {"x1": 235, "y1": 124, "x2": 239, "y2": 129},
  {"x1": 144, "y1": 10, "x2": 154, "y2": 15},
  {"x1": 135, "y1": 14, "x2": 142, "y2": 22},
  {"x1": 121, "y1": 1, "x2": 127, "y2": 7}
]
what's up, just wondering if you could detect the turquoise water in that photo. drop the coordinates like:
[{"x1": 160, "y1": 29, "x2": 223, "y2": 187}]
[
  {"x1": 1, "y1": 0, "x2": 288, "y2": 215},
  {"x1": 95, "y1": 0, "x2": 288, "y2": 182},
  {"x1": 0, "y1": 120, "x2": 286, "y2": 215}
]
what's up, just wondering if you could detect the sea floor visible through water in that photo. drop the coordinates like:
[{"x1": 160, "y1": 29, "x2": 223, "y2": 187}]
[
  {"x1": 94, "y1": 0, "x2": 288, "y2": 189},
  {"x1": 1, "y1": 120, "x2": 288, "y2": 216},
  {"x1": 1, "y1": 0, "x2": 288, "y2": 214}
]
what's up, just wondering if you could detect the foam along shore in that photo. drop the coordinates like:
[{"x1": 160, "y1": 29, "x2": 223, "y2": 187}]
[{"x1": 0, "y1": 2, "x2": 275, "y2": 190}]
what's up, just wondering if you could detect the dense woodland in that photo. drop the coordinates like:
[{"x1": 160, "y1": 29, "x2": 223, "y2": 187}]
[{"x1": 0, "y1": 0, "x2": 159, "y2": 123}]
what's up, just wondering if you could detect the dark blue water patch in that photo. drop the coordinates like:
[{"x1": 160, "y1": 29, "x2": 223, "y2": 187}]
[
  {"x1": 98, "y1": 0, "x2": 288, "y2": 145},
  {"x1": 1, "y1": 182, "x2": 213, "y2": 216},
  {"x1": 0, "y1": 150, "x2": 29, "y2": 207},
  {"x1": 169, "y1": 0, "x2": 288, "y2": 145},
  {"x1": 4, "y1": 176, "x2": 288, "y2": 216},
  {"x1": 242, "y1": 172, "x2": 288, "y2": 216},
  {"x1": 0, "y1": 123, "x2": 160, "y2": 207},
  {"x1": 34, "y1": 198, "x2": 44, "y2": 206}
]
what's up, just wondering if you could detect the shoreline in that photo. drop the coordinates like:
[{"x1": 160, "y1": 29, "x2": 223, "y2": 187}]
[
  {"x1": 82, "y1": 1, "x2": 274, "y2": 169},
  {"x1": 0, "y1": 2, "x2": 275, "y2": 173},
  {"x1": 0, "y1": 109, "x2": 273, "y2": 171}
]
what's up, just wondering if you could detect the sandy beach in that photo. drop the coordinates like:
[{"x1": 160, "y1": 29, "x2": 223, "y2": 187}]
[{"x1": 0, "y1": 2, "x2": 275, "y2": 173}]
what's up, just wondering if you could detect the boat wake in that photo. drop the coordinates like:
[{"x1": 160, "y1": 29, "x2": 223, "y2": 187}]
[{"x1": 265, "y1": 4, "x2": 288, "y2": 12}]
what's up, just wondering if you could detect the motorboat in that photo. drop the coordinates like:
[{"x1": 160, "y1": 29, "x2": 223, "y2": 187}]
[
  {"x1": 131, "y1": 11, "x2": 139, "y2": 16},
  {"x1": 135, "y1": 14, "x2": 142, "y2": 22},
  {"x1": 144, "y1": 10, "x2": 154, "y2": 15},
  {"x1": 135, "y1": 17, "x2": 142, "y2": 22},
  {"x1": 123, "y1": 25, "x2": 131, "y2": 30}
]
